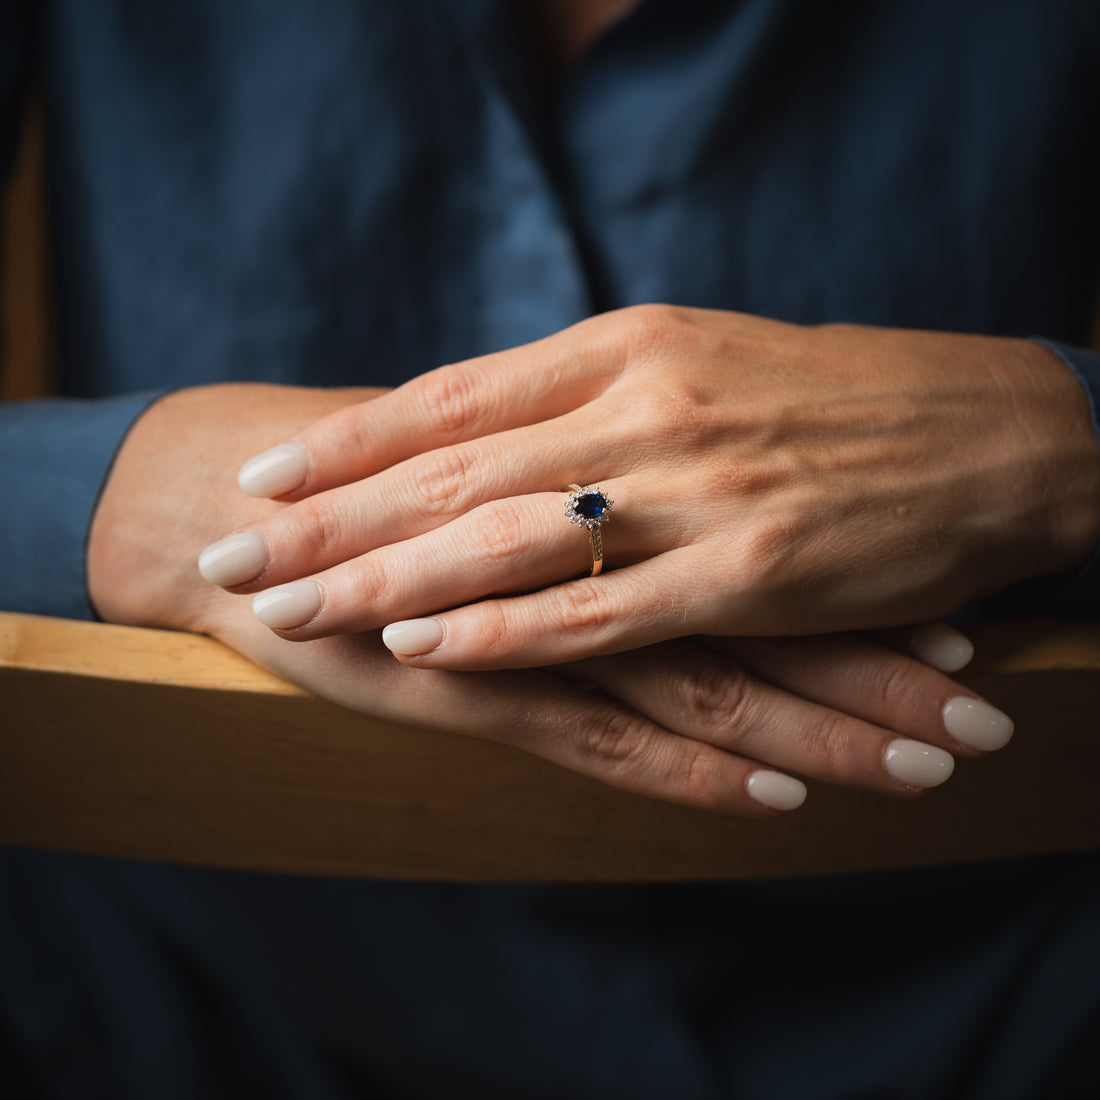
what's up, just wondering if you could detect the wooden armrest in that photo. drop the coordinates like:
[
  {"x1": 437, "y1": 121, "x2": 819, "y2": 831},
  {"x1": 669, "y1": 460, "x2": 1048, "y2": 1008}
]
[{"x1": 1, "y1": 611, "x2": 1099, "y2": 881}]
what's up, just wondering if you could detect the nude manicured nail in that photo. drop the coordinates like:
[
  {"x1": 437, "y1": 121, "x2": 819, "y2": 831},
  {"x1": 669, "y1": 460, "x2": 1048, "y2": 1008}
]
[
  {"x1": 943, "y1": 696, "x2": 1014, "y2": 752},
  {"x1": 382, "y1": 619, "x2": 445, "y2": 656},
  {"x1": 197, "y1": 531, "x2": 267, "y2": 587},
  {"x1": 252, "y1": 580, "x2": 323, "y2": 629},
  {"x1": 238, "y1": 443, "x2": 309, "y2": 498},
  {"x1": 884, "y1": 739, "x2": 955, "y2": 788},
  {"x1": 746, "y1": 770, "x2": 807, "y2": 812},
  {"x1": 907, "y1": 623, "x2": 974, "y2": 672}
]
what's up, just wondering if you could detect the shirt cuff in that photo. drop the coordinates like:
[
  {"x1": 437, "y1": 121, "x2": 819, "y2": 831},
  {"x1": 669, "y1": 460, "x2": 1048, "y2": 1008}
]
[
  {"x1": 993, "y1": 339, "x2": 1100, "y2": 618},
  {"x1": 0, "y1": 390, "x2": 168, "y2": 620}
]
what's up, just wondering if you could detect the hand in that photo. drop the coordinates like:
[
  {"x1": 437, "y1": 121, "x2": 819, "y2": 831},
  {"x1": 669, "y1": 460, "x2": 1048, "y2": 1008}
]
[
  {"x1": 86, "y1": 384, "x2": 1009, "y2": 815},
  {"x1": 567, "y1": 624, "x2": 1013, "y2": 808},
  {"x1": 200, "y1": 306, "x2": 1100, "y2": 669},
  {"x1": 187, "y1": 618, "x2": 1011, "y2": 815}
]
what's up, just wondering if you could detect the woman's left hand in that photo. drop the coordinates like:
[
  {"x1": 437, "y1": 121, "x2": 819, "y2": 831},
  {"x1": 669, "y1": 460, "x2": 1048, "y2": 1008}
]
[{"x1": 198, "y1": 306, "x2": 1100, "y2": 669}]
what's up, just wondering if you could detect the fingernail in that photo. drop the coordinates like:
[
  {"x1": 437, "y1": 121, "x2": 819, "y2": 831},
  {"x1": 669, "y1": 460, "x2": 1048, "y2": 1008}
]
[
  {"x1": 907, "y1": 623, "x2": 974, "y2": 672},
  {"x1": 382, "y1": 619, "x2": 445, "y2": 656},
  {"x1": 252, "y1": 580, "x2": 323, "y2": 630},
  {"x1": 884, "y1": 739, "x2": 955, "y2": 788},
  {"x1": 197, "y1": 531, "x2": 267, "y2": 587},
  {"x1": 238, "y1": 443, "x2": 309, "y2": 498},
  {"x1": 943, "y1": 696, "x2": 1014, "y2": 752},
  {"x1": 746, "y1": 770, "x2": 807, "y2": 812}
]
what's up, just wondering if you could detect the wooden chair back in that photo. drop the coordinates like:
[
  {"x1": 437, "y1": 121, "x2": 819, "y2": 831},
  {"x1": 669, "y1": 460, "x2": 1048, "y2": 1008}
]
[{"x1": 2, "y1": 612, "x2": 1099, "y2": 881}]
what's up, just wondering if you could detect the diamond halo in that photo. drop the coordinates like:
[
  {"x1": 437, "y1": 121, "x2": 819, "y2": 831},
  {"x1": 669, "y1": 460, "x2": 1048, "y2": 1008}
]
[{"x1": 564, "y1": 485, "x2": 614, "y2": 529}]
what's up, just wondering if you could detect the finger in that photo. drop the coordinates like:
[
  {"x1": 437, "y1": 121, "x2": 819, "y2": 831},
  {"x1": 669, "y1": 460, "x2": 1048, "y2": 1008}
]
[
  {"x1": 378, "y1": 551, "x2": 717, "y2": 670},
  {"x1": 245, "y1": 486, "x2": 667, "y2": 638},
  {"x1": 578, "y1": 639, "x2": 956, "y2": 795},
  {"x1": 201, "y1": 397, "x2": 653, "y2": 591},
  {"x1": 252, "y1": 631, "x2": 805, "y2": 818},
  {"x1": 235, "y1": 317, "x2": 627, "y2": 500},
  {"x1": 245, "y1": 493, "x2": 587, "y2": 634},
  {"x1": 498, "y1": 677, "x2": 806, "y2": 818},
  {"x1": 870, "y1": 622, "x2": 975, "y2": 673},
  {"x1": 706, "y1": 633, "x2": 1013, "y2": 756}
]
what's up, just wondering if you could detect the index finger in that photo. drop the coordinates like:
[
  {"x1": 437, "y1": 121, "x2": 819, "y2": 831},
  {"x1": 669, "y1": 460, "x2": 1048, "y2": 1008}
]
[{"x1": 236, "y1": 315, "x2": 625, "y2": 501}]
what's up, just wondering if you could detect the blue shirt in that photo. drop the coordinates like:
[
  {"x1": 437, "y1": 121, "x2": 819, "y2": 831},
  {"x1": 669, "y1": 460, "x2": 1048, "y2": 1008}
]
[{"x1": 1, "y1": 2, "x2": 1099, "y2": 1096}]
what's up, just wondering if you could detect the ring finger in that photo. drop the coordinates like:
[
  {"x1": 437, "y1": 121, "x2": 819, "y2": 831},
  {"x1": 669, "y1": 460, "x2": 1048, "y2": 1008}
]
[{"x1": 245, "y1": 487, "x2": 655, "y2": 637}]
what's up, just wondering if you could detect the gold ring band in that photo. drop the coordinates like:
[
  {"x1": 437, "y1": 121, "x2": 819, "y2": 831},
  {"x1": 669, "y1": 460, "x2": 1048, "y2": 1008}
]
[{"x1": 564, "y1": 484, "x2": 614, "y2": 578}]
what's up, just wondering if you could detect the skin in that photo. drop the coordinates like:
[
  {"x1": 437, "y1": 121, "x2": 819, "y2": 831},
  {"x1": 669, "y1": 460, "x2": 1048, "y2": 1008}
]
[
  {"x1": 217, "y1": 308, "x2": 1100, "y2": 669},
  {"x1": 87, "y1": 378, "x2": 1002, "y2": 817},
  {"x1": 88, "y1": 7, "x2": 1092, "y2": 819}
]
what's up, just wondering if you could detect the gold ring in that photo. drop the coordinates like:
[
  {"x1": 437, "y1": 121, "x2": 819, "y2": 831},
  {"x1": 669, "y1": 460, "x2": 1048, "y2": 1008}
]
[{"x1": 564, "y1": 484, "x2": 614, "y2": 577}]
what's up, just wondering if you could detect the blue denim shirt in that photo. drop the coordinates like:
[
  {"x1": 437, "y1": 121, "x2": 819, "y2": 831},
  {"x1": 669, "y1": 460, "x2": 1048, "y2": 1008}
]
[{"x1": 1, "y1": 2, "x2": 1099, "y2": 1097}]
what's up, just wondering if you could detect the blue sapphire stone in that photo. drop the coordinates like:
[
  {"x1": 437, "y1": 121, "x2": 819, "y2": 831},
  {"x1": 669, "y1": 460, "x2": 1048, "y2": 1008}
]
[{"x1": 575, "y1": 492, "x2": 607, "y2": 520}]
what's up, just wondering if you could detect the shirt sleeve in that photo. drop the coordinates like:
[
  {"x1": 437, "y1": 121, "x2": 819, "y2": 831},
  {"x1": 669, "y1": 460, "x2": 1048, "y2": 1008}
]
[
  {"x1": 1028, "y1": 338, "x2": 1100, "y2": 616},
  {"x1": 983, "y1": 339, "x2": 1100, "y2": 620},
  {"x1": 0, "y1": 393, "x2": 169, "y2": 619}
]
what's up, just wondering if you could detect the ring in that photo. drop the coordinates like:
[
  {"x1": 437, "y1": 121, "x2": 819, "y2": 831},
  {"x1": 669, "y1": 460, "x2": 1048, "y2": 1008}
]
[{"x1": 564, "y1": 484, "x2": 614, "y2": 577}]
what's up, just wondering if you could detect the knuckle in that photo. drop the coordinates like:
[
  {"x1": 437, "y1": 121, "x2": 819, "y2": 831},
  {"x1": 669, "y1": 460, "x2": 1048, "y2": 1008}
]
[
  {"x1": 739, "y1": 525, "x2": 790, "y2": 584},
  {"x1": 606, "y1": 305, "x2": 720, "y2": 452},
  {"x1": 465, "y1": 499, "x2": 525, "y2": 565},
  {"x1": 628, "y1": 383, "x2": 713, "y2": 447},
  {"x1": 666, "y1": 742, "x2": 729, "y2": 809},
  {"x1": 620, "y1": 303, "x2": 694, "y2": 358},
  {"x1": 342, "y1": 555, "x2": 387, "y2": 608},
  {"x1": 468, "y1": 599, "x2": 511, "y2": 658},
  {"x1": 416, "y1": 364, "x2": 488, "y2": 438},
  {"x1": 413, "y1": 446, "x2": 477, "y2": 516},
  {"x1": 678, "y1": 660, "x2": 753, "y2": 732},
  {"x1": 576, "y1": 709, "x2": 654, "y2": 773},
  {"x1": 573, "y1": 709, "x2": 733, "y2": 813},
  {"x1": 730, "y1": 513, "x2": 812, "y2": 594},
  {"x1": 869, "y1": 658, "x2": 927, "y2": 718},
  {"x1": 282, "y1": 497, "x2": 349, "y2": 562},
  {"x1": 661, "y1": 383, "x2": 713, "y2": 433},
  {"x1": 556, "y1": 581, "x2": 617, "y2": 635},
  {"x1": 805, "y1": 710, "x2": 856, "y2": 769},
  {"x1": 323, "y1": 405, "x2": 373, "y2": 468}
]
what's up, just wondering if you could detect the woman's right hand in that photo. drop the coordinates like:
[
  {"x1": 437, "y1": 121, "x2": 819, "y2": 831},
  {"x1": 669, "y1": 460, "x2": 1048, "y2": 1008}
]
[{"x1": 86, "y1": 383, "x2": 1011, "y2": 816}]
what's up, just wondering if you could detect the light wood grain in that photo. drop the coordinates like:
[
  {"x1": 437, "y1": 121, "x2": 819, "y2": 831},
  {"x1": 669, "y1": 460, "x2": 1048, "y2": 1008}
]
[
  {"x1": 0, "y1": 611, "x2": 303, "y2": 694},
  {"x1": 2, "y1": 611, "x2": 1098, "y2": 881}
]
